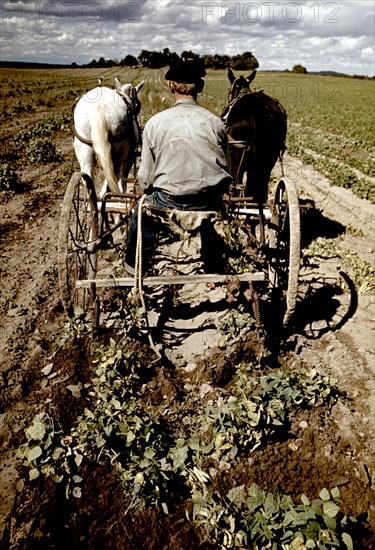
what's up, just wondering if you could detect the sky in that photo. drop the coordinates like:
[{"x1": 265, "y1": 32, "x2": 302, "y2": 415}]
[{"x1": 1, "y1": 0, "x2": 374, "y2": 75}]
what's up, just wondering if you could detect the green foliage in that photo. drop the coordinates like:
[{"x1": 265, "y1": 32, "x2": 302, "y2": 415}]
[
  {"x1": 102, "y1": 290, "x2": 146, "y2": 336},
  {"x1": 20, "y1": 345, "x2": 338, "y2": 509},
  {"x1": 7, "y1": 100, "x2": 34, "y2": 116},
  {"x1": 292, "y1": 64, "x2": 307, "y2": 74},
  {"x1": 287, "y1": 137, "x2": 375, "y2": 202},
  {"x1": 63, "y1": 306, "x2": 91, "y2": 338},
  {"x1": 0, "y1": 163, "x2": 23, "y2": 192},
  {"x1": 220, "y1": 220, "x2": 261, "y2": 274},
  {"x1": 18, "y1": 412, "x2": 82, "y2": 498},
  {"x1": 217, "y1": 304, "x2": 255, "y2": 345},
  {"x1": 70, "y1": 339, "x2": 176, "y2": 509},
  {"x1": 19, "y1": 335, "x2": 364, "y2": 545},
  {"x1": 24, "y1": 137, "x2": 63, "y2": 164},
  {"x1": 201, "y1": 367, "x2": 337, "y2": 458},
  {"x1": 13, "y1": 114, "x2": 70, "y2": 164},
  {"x1": 192, "y1": 484, "x2": 356, "y2": 548},
  {"x1": 13, "y1": 114, "x2": 71, "y2": 146},
  {"x1": 19, "y1": 401, "x2": 360, "y2": 544}
]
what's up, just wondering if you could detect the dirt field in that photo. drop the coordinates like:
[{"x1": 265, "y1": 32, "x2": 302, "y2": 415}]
[{"x1": 0, "y1": 71, "x2": 374, "y2": 548}]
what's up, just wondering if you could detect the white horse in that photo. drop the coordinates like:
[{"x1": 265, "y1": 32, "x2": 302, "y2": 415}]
[{"x1": 73, "y1": 77, "x2": 144, "y2": 196}]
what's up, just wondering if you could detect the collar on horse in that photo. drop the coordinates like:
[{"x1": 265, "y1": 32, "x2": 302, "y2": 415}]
[
  {"x1": 221, "y1": 78, "x2": 263, "y2": 149},
  {"x1": 73, "y1": 88, "x2": 140, "y2": 147}
]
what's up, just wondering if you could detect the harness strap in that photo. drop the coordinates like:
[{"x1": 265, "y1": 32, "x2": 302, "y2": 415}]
[
  {"x1": 227, "y1": 134, "x2": 249, "y2": 149},
  {"x1": 133, "y1": 195, "x2": 162, "y2": 361},
  {"x1": 73, "y1": 126, "x2": 93, "y2": 146}
]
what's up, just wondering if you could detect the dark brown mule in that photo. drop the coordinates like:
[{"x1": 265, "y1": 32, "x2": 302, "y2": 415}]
[{"x1": 222, "y1": 68, "x2": 287, "y2": 204}]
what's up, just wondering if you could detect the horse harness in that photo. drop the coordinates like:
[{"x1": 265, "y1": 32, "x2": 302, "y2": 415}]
[
  {"x1": 73, "y1": 88, "x2": 141, "y2": 147},
  {"x1": 222, "y1": 82, "x2": 255, "y2": 186}
]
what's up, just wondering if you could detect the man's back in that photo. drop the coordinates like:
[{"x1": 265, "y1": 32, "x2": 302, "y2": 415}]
[{"x1": 138, "y1": 98, "x2": 231, "y2": 196}]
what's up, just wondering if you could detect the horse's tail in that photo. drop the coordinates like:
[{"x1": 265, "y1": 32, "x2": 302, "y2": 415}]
[{"x1": 90, "y1": 103, "x2": 120, "y2": 193}]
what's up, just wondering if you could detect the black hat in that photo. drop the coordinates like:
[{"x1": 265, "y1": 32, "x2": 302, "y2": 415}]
[{"x1": 165, "y1": 59, "x2": 206, "y2": 83}]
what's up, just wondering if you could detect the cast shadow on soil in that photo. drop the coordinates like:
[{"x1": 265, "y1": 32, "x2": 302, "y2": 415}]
[
  {"x1": 150, "y1": 289, "x2": 229, "y2": 340},
  {"x1": 299, "y1": 199, "x2": 346, "y2": 248},
  {"x1": 294, "y1": 201, "x2": 358, "y2": 339},
  {"x1": 292, "y1": 272, "x2": 358, "y2": 339}
]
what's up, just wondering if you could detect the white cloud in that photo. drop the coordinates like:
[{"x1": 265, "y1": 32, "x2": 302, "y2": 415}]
[
  {"x1": 0, "y1": 0, "x2": 374, "y2": 74},
  {"x1": 361, "y1": 46, "x2": 374, "y2": 60}
]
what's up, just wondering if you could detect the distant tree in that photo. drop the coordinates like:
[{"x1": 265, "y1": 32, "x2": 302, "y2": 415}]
[
  {"x1": 163, "y1": 48, "x2": 179, "y2": 65},
  {"x1": 71, "y1": 62, "x2": 78, "y2": 68},
  {"x1": 138, "y1": 49, "x2": 179, "y2": 68},
  {"x1": 121, "y1": 55, "x2": 138, "y2": 67},
  {"x1": 231, "y1": 51, "x2": 259, "y2": 71},
  {"x1": 97, "y1": 57, "x2": 106, "y2": 68},
  {"x1": 133, "y1": 49, "x2": 263, "y2": 72},
  {"x1": 203, "y1": 54, "x2": 230, "y2": 69},
  {"x1": 181, "y1": 50, "x2": 200, "y2": 61},
  {"x1": 292, "y1": 64, "x2": 307, "y2": 74}
]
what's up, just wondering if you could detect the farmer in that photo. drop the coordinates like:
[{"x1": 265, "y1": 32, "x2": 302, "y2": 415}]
[{"x1": 124, "y1": 58, "x2": 232, "y2": 276}]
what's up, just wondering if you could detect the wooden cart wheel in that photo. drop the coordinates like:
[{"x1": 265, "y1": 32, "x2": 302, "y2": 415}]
[
  {"x1": 58, "y1": 173, "x2": 98, "y2": 317},
  {"x1": 268, "y1": 179, "x2": 300, "y2": 328}
]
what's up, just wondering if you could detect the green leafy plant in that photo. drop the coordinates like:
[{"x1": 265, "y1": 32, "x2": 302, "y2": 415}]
[
  {"x1": 0, "y1": 163, "x2": 23, "y2": 192},
  {"x1": 12, "y1": 114, "x2": 70, "y2": 164},
  {"x1": 200, "y1": 367, "x2": 337, "y2": 460},
  {"x1": 217, "y1": 304, "x2": 255, "y2": 346},
  {"x1": 24, "y1": 137, "x2": 63, "y2": 164},
  {"x1": 191, "y1": 483, "x2": 356, "y2": 549},
  {"x1": 18, "y1": 412, "x2": 82, "y2": 498},
  {"x1": 70, "y1": 339, "x2": 175, "y2": 509},
  {"x1": 10, "y1": 100, "x2": 34, "y2": 115},
  {"x1": 13, "y1": 114, "x2": 71, "y2": 146},
  {"x1": 220, "y1": 220, "x2": 261, "y2": 274},
  {"x1": 102, "y1": 289, "x2": 146, "y2": 336},
  {"x1": 63, "y1": 306, "x2": 91, "y2": 338}
]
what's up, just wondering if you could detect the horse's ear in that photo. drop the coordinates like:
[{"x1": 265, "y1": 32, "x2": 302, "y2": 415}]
[
  {"x1": 246, "y1": 70, "x2": 257, "y2": 85},
  {"x1": 228, "y1": 67, "x2": 235, "y2": 84},
  {"x1": 135, "y1": 81, "x2": 145, "y2": 93},
  {"x1": 115, "y1": 77, "x2": 121, "y2": 90}
]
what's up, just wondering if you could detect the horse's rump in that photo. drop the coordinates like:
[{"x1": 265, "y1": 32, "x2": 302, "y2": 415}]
[{"x1": 73, "y1": 81, "x2": 144, "y2": 195}]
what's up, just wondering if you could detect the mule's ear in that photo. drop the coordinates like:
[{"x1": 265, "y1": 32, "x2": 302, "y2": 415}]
[
  {"x1": 135, "y1": 80, "x2": 145, "y2": 93},
  {"x1": 228, "y1": 67, "x2": 235, "y2": 84},
  {"x1": 115, "y1": 77, "x2": 121, "y2": 90},
  {"x1": 246, "y1": 70, "x2": 257, "y2": 85}
]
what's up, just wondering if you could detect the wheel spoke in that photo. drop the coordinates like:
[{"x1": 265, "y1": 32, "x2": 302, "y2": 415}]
[{"x1": 58, "y1": 173, "x2": 98, "y2": 317}]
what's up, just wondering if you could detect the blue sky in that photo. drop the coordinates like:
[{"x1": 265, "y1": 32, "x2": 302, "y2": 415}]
[{"x1": 1, "y1": 0, "x2": 374, "y2": 75}]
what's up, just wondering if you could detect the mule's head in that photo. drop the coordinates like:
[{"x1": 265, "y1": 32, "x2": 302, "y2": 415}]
[
  {"x1": 228, "y1": 67, "x2": 257, "y2": 101},
  {"x1": 115, "y1": 77, "x2": 145, "y2": 114}
]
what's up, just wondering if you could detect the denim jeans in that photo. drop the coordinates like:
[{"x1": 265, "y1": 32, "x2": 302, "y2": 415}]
[{"x1": 124, "y1": 189, "x2": 223, "y2": 275}]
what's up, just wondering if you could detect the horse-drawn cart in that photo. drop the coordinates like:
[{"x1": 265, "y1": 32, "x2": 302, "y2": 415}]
[
  {"x1": 57, "y1": 169, "x2": 300, "y2": 355},
  {"x1": 58, "y1": 70, "x2": 301, "y2": 356}
]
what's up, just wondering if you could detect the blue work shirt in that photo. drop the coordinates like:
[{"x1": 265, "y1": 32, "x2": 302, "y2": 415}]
[{"x1": 138, "y1": 98, "x2": 232, "y2": 196}]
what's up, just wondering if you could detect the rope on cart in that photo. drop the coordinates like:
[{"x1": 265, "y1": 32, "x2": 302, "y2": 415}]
[{"x1": 133, "y1": 195, "x2": 162, "y2": 361}]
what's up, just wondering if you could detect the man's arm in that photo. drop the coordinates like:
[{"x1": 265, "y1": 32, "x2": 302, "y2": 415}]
[{"x1": 138, "y1": 125, "x2": 155, "y2": 193}]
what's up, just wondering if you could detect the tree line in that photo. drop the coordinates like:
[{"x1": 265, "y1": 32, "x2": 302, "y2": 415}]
[{"x1": 76, "y1": 48, "x2": 259, "y2": 71}]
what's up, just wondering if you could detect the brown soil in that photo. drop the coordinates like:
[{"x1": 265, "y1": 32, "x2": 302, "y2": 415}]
[{"x1": 1, "y1": 116, "x2": 374, "y2": 548}]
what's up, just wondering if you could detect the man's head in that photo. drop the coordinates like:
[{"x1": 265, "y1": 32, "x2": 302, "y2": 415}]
[{"x1": 165, "y1": 59, "x2": 206, "y2": 97}]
